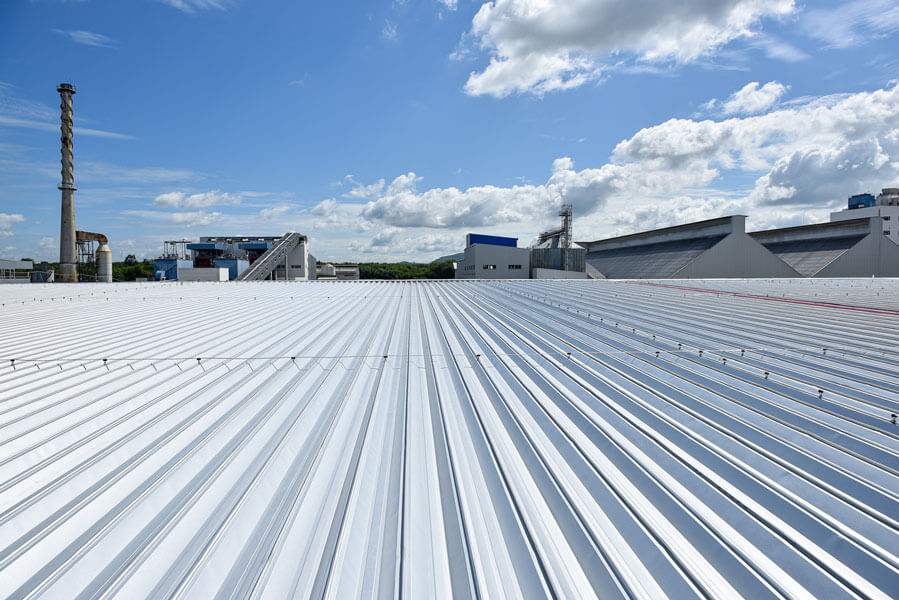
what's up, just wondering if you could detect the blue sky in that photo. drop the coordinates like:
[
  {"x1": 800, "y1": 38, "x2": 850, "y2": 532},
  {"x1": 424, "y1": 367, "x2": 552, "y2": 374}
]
[{"x1": 1, "y1": 0, "x2": 898, "y2": 262}]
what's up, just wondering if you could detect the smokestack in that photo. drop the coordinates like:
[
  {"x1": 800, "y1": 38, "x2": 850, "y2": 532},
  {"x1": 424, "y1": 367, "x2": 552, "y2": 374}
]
[{"x1": 58, "y1": 83, "x2": 78, "y2": 283}]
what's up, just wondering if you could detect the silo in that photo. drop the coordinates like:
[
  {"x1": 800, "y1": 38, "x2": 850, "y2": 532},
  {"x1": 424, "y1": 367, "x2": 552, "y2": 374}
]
[{"x1": 96, "y1": 243, "x2": 113, "y2": 282}]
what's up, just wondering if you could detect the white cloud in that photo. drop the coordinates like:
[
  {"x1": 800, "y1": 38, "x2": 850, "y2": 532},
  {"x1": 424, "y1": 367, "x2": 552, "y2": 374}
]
[
  {"x1": 438, "y1": 0, "x2": 457, "y2": 10},
  {"x1": 312, "y1": 198, "x2": 339, "y2": 216},
  {"x1": 460, "y1": 0, "x2": 796, "y2": 97},
  {"x1": 259, "y1": 205, "x2": 292, "y2": 220},
  {"x1": 157, "y1": 0, "x2": 227, "y2": 13},
  {"x1": 802, "y1": 0, "x2": 899, "y2": 49},
  {"x1": 0, "y1": 116, "x2": 134, "y2": 140},
  {"x1": 341, "y1": 175, "x2": 386, "y2": 199},
  {"x1": 37, "y1": 236, "x2": 56, "y2": 249},
  {"x1": 122, "y1": 209, "x2": 223, "y2": 227},
  {"x1": 721, "y1": 81, "x2": 789, "y2": 115},
  {"x1": 354, "y1": 84, "x2": 899, "y2": 247},
  {"x1": 382, "y1": 20, "x2": 398, "y2": 40},
  {"x1": 153, "y1": 190, "x2": 240, "y2": 209},
  {"x1": 52, "y1": 29, "x2": 117, "y2": 48},
  {"x1": 0, "y1": 213, "x2": 26, "y2": 237},
  {"x1": 80, "y1": 162, "x2": 198, "y2": 183}
]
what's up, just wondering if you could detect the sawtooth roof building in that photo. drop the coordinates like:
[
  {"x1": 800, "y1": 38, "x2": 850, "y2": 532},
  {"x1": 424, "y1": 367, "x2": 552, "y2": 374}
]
[
  {"x1": 581, "y1": 215, "x2": 899, "y2": 279},
  {"x1": 0, "y1": 279, "x2": 897, "y2": 599}
]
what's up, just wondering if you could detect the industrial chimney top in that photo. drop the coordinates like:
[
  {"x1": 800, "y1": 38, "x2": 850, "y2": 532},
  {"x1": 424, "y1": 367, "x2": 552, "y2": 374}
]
[{"x1": 57, "y1": 83, "x2": 76, "y2": 94}]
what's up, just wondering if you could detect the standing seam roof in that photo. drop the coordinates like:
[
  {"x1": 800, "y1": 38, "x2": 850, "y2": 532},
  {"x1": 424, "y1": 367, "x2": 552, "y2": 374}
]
[{"x1": 0, "y1": 280, "x2": 897, "y2": 599}]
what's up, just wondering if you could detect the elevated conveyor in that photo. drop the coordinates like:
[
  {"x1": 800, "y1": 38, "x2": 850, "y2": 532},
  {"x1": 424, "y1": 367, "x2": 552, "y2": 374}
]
[{"x1": 237, "y1": 232, "x2": 303, "y2": 281}]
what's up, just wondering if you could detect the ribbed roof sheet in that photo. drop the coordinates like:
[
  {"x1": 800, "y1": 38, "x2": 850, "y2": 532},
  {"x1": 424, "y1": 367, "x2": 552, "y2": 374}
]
[
  {"x1": 0, "y1": 279, "x2": 897, "y2": 599},
  {"x1": 585, "y1": 236, "x2": 725, "y2": 279}
]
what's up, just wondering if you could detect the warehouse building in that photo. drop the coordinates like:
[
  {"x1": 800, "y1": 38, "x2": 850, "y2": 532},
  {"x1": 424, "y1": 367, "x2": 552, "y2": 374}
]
[
  {"x1": 581, "y1": 215, "x2": 796, "y2": 279},
  {"x1": 582, "y1": 215, "x2": 899, "y2": 279},
  {"x1": 751, "y1": 217, "x2": 899, "y2": 277},
  {"x1": 0, "y1": 279, "x2": 896, "y2": 598}
]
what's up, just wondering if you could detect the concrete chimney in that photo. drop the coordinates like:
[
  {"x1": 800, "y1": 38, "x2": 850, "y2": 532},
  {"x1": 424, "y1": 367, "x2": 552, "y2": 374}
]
[{"x1": 58, "y1": 83, "x2": 78, "y2": 283}]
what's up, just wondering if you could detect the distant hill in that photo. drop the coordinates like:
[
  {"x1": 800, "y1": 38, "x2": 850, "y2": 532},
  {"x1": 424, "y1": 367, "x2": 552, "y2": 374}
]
[{"x1": 431, "y1": 252, "x2": 463, "y2": 263}]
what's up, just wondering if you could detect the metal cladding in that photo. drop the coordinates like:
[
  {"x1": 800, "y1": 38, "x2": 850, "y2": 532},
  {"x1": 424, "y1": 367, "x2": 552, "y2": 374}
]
[
  {"x1": 57, "y1": 83, "x2": 77, "y2": 283},
  {"x1": 0, "y1": 279, "x2": 897, "y2": 599},
  {"x1": 96, "y1": 243, "x2": 113, "y2": 283}
]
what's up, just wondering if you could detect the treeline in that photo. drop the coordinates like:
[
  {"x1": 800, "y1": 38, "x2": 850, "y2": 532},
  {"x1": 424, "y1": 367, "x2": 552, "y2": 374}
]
[
  {"x1": 358, "y1": 261, "x2": 455, "y2": 280},
  {"x1": 35, "y1": 255, "x2": 156, "y2": 281}
]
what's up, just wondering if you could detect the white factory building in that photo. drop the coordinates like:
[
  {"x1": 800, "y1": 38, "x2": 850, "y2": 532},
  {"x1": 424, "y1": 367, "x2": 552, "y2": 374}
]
[
  {"x1": 455, "y1": 233, "x2": 530, "y2": 279},
  {"x1": 831, "y1": 187, "x2": 899, "y2": 245}
]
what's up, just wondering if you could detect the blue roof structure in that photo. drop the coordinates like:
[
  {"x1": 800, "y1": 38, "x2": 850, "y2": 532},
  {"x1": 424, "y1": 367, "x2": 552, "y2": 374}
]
[{"x1": 466, "y1": 233, "x2": 518, "y2": 248}]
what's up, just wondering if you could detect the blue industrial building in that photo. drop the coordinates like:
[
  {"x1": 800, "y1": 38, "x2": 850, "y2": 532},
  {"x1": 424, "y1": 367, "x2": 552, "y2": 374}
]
[{"x1": 848, "y1": 193, "x2": 876, "y2": 209}]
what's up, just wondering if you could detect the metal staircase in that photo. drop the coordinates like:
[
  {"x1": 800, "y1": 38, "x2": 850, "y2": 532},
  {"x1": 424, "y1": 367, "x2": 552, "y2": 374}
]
[{"x1": 237, "y1": 232, "x2": 303, "y2": 281}]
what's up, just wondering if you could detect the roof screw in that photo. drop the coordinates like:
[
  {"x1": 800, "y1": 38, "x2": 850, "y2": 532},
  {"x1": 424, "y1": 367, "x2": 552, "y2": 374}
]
[
  {"x1": 818, "y1": 389, "x2": 823, "y2": 399},
  {"x1": 823, "y1": 348, "x2": 827, "y2": 355},
  {"x1": 764, "y1": 371, "x2": 769, "y2": 379},
  {"x1": 566, "y1": 352, "x2": 571, "y2": 358},
  {"x1": 722, "y1": 358, "x2": 727, "y2": 366},
  {"x1": 678, "y1": 343, "x2": 682, "y2": 350},
  {"x1": 892, "y1": 414, "x2": 897, "y2": 425},
  {"x1": 103, "y1": 358, "x2": 109, "y2": 370},
  {"x1": 741, "y1": 349, "x2": 745, "y2": 356},
  {"x1": 655, "y1": 351, "x2": 659, "y2": 358},
  {"x1": 698, "y1": 350, "x2": 703, "y2": 357}
]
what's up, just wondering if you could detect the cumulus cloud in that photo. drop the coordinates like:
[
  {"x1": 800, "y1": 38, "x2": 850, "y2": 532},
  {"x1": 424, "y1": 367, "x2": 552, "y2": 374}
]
[
  {"x1": 721, "y1": 81, "x2": 789, "y2": 115},
  {"x1": 259, "y1": 205, "x2": 293, "y2": 220},
  {"x1": 341, "y1": 175, "x2": 386, "y2": 199},
  {"x1": 460, "y1": 0, "x2": 796, "y2": 97},
  {"x1": 352, "y1": 83, "x2": 899, "y2": 246},
  {"x1": 153, "y1": 190, "x2": 240, "y2": 209},
  {"x1": 0, "y1": 213, "x2": 26, "y2": 237},
  {"x1": 37, "y1": 236, "x2": 56, "y2": 249},
  {"x1": 312, "y1": 198, "x2": 339, "y2": 216}
]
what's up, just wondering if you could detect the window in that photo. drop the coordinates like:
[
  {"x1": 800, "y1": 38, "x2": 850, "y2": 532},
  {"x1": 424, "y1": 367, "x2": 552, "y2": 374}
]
[
  {"x1": 483, "y1": 264, "x2": 496, "y2": 270},
  {"x1": 508, "y1": 264, "x2": 522, "y2": 269}
]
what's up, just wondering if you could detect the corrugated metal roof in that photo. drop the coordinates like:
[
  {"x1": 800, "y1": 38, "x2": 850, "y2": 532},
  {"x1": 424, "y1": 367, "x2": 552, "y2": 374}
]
[
  {"x1": 757, "y1": 236, "x2": 866, "y2": 277},
  {"x1": 585, "y1": 236, "x2": 725, "y2": 279},
  {"x1": 1, "y1": 279, "x2": 897, "y2": 599}
]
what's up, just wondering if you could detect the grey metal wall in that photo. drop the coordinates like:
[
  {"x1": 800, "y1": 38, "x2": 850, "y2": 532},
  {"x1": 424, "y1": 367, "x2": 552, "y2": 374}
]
[
  {"x1": 529, "y1": 248, "x2": 586, "y2": 272},
  {"x1": 456, "y1": 244, "x2": 530, "y2": 279},
  {"x1": 673, "y1": 232, "x2": 800, "y2": 279}
]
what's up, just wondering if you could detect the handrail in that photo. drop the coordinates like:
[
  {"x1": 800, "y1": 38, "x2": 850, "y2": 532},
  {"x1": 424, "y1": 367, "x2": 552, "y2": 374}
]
[{"x1": 237, "y1": 232, "x2": 303, "y2": 281}]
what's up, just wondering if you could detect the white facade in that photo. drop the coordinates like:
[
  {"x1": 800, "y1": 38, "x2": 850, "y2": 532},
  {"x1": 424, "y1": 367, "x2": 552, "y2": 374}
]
[
  {"x1": 831, "y1": 187, "x2": 899, "y2": 245},
  {"x1": 455, "y1": 244, "x2": 530, "y2": 279},
  {"x1": 831, "y1": 204, "x2": 899, "y2": 245},
  {"x1": 178, "y1": 267, "x2": 230, "y2": 281}
]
